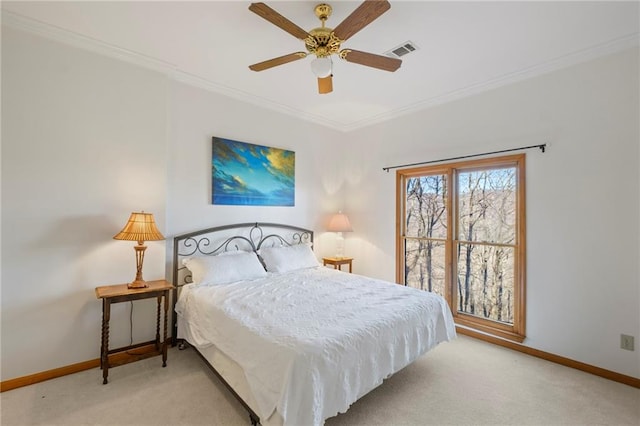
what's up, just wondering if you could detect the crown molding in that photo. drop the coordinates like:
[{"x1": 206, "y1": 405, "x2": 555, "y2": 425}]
[
  {"x1": 1, "y1": 10, "x2": 344, "y2": 131},
  {"x1": 2, "y1": 11, "x2": 176, "y2": 74},
  {"x1": 3, "y1": 10, "x2": 638, "y2": 133},
  {"x1": 170, "y1": 70, "x2": 345, "y2": 131},
  {"x1": 342, "y1": 32, "x2": 640, "y2": 132},
  {"x1": 3, "y1": 10, "x2": 347, "y2": 132}
]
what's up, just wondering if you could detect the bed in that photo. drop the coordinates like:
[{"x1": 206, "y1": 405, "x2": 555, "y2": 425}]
[{"x1": 172, "y1": 223, "x2": 456, "y2": 426}]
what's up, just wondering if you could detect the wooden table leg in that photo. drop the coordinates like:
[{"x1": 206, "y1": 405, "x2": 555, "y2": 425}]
[
  {"x1": 155, "y1": 295, "x2": 161, "y2": 351},
  {"x1": 162, "y1": 290, "x2": 168, "y2": 367},
  {"x1": 101, "y1": 298, "x2": 111, "y2": 384}
]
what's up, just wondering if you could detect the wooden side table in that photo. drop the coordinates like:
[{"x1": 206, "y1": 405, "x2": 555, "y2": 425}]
[
  {"x1": 323, "y1": 257, "x2": 353, "y2": 273},
  {"x1": 95, "y1": 279, "x2": 173, "y2": 384}
]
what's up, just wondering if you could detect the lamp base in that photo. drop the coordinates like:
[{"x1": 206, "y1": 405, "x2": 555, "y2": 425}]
[{"x1": 127, "y1": 279, "x2": 149, "y2": 289}]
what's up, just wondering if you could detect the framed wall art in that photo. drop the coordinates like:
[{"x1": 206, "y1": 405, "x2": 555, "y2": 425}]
[{"x1": 212, "y1": 137, "x2": 295, "y2": 206}]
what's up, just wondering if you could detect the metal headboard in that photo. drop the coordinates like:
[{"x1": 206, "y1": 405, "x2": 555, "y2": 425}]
[{"x1": 171, "y1": 222, "x2": 313, "y2": 344}]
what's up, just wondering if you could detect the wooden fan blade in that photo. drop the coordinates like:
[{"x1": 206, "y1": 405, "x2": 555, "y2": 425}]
[
  {"x1": 333, "y1": 0, "x2": 391, "y2": 42},
  {"x1": 318, "y1": 75, "x2": 333, "y2": 94},
  {"x1": 249, "y1": 52, "x2": 307, "y2": 72},
  {"x1": 340, "y1": 49, "x2": 401, "y2": 72},
  {"x1": 249, "y1": 3, "x2": 311, "y2": 40}
]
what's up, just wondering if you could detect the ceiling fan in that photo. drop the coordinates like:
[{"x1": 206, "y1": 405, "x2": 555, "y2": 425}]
[{"x1": 248, "y1": 0, "x2": 402, "y2": 94}]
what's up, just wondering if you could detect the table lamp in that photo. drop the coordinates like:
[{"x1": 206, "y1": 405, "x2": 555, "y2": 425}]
[
  {"x1": 113, "y1": 212, "x2": 165, "y2": 288},
  {"x1": 327, "y1": 211, "x2": 353, "y2": 259}
]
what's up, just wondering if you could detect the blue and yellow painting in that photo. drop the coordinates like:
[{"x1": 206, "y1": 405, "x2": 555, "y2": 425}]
[{"x1": 212, "y1": 137, "x2": 295, "y2": 206}]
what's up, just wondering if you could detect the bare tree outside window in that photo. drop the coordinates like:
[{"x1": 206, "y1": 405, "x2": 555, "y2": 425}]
[
  {"x1": 404, "y1": 175, "x2": 447, "y2": 296},
  {"x1": 456, "y1": 168, "x2": 515, "y2": 324},
  {"x1": 397, "y1": 155, "x2": 526, "y2": 342}
]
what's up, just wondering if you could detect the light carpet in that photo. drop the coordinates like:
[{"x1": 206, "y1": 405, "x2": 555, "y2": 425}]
[{"x1": 1, "y1": 336, "x2": 638, "y2": 425}]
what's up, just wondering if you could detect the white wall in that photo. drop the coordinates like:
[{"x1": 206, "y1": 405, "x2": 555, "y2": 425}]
[
  {"x1": 1, "y1": 27, "x2": 346, "y2": 381},
  {"x1": 341, "y1": 48, "x2": 640, "y2": 378},
  {"x1": 2, "y1": 26, "x2": 638, "y2": 382},
  {"x1": 1, "y1": 28, "x2": 168, "y2": 379},
  {"x1": 166, "y1": 81, "x2": 345, "y2": 239},
  {"x1": 164, "y1": 80, "x2": 348, "y2": 279}
]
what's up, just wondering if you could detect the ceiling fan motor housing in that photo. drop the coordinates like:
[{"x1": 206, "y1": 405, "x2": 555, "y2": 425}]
[
  {"x1": 306, "y1": 28, "x2": 342, "y2": 57},
  {"x1": 305, "y1": 3, "x2": 342, "y2": 58}
]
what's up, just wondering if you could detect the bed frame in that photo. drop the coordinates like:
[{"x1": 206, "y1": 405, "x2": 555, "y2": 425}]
[{"x1": 171, "y1": 222, "x2": 314, "y2": 425}]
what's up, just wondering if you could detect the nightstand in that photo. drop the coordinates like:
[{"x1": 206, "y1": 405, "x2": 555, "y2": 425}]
[
  {"x1": 95, "y1": 279, "x2": 173, "y2": 384},
  {"x1": 323, "y1": 257, "x2": 353, "y2": 273}
]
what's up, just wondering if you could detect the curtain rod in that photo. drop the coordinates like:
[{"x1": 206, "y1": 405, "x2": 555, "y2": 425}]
[{"x1": 382, "y1": 143, "x2": 547, "y2": 172}]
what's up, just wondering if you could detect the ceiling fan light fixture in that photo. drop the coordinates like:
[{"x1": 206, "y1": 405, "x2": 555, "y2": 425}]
[
  {"x1": 248, "y1": 1, "x2": 402, "y2": 93},
  {"x1": 311, "y1": 56, "x2": 333, "y2": 78}
]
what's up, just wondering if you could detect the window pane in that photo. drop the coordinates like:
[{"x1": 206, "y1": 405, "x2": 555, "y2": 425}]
[
  {"x1": 404, "y1": 238, "x2": 446, "y2": 296},
  {"x1": 398, "y1": 154, "x2": 525, "y2": 341},
  {"x1": 405, "y1": 175, "x2": 447, "y2": 239},
  {"x1": 457, "y1": 168, "x2": 516, "y2": 244},
  {"x1": 457, "y1": 243, "x2": 515, "y2": 324}
]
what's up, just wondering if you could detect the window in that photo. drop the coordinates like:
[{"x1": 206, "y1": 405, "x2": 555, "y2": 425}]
[{"x1": 396, "y1": 154, "x2": 526, "y2": 342}]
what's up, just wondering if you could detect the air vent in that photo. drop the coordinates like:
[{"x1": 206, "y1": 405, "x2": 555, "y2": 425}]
[{"x1": 385, "y1": 41, "x2": 419, "y2": 59}]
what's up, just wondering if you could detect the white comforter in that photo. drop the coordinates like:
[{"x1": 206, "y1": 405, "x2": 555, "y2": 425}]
[{"x1": 175, "y1": 267, "x2": 456, "y2": 426}]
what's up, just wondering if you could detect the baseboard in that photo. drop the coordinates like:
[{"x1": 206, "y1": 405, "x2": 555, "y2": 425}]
[
  {"x1": 456, "y1": 326, "x2": 640, "y2": 389},
  {"x1": 0, "y1": 342, "x2": 160, "y2": 392},
  {"x1": 1, "y1": 359, "x2": 100, "y2": 392},
  {"x1": 3, "y1": 331, "x2": 638, "y2": 392}
]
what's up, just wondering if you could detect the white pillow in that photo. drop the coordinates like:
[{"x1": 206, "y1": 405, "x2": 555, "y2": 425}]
[
  {"x1": 259, "y1": 243, "x2": 319, "y2": 273},
  {"x1": 182, "y1": 251, "x2": 267, "y2": 285}
]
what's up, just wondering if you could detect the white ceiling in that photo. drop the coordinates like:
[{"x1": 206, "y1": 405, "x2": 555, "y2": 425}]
[{"x1": 3, "y1": 1, "x2": 639, "y2": 132}]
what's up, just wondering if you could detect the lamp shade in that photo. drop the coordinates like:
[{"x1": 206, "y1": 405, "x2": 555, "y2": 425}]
[
  {"x1": 113, "y1": 212, "x2": 164, "y2": 242},
  {"x1": 327, "y1": 211, "x2": 353, "y2": 232}
]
